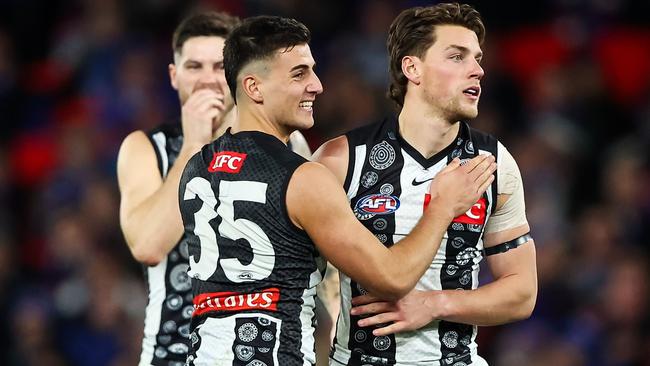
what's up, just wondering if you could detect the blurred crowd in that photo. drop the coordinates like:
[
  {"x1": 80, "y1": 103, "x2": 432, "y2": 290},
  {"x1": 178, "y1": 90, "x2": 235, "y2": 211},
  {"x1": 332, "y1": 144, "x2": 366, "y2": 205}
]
[{"x1": 1, "y1": 0, "x2": 650, "y2": 365}]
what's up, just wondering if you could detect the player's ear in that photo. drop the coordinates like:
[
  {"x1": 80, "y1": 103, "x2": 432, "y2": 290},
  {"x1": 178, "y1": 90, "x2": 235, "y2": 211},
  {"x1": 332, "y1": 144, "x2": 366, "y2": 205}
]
[
  {"x1": 169, "y1": 63, "x2": 178, "y2": 90},
  {"x1": 242, "y1": 75, "x2": 263, "y2": 103},
  {"x1": 402, "y1": 56, "x2": 421, "y2": 85}
]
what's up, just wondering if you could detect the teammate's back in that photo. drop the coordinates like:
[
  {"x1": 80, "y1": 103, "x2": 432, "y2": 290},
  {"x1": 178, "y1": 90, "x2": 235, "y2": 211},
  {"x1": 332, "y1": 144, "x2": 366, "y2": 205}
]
[{"x1": 180, "y1": 129, "x2": 324, "y2": 365}]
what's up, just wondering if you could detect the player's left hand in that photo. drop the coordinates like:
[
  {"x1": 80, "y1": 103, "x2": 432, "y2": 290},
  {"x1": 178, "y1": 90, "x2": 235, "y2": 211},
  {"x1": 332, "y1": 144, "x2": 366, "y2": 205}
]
[{"x1": 350, "y1": 290, "x2": 439, "y2": 336}]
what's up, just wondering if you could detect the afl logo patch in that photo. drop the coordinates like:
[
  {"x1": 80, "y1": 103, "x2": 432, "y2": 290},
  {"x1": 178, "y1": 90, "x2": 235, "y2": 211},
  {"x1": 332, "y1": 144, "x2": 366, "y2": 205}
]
[
  {"x1": 369, "y1": 141, "x2": 395, "y2": 170},
  {"x1": 355, "y1": 194, "x2": 400, "y2": 215}
]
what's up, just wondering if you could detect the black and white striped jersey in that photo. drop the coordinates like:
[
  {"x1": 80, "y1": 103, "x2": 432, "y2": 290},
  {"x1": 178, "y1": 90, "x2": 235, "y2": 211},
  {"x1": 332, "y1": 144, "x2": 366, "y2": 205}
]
[
  {"x1": 331, "y1": 117, "x2": 498, "y2": 366},
  {"x1": 140, "y1": 123, "x2": 193, "y2": 366},
  {"x1": 179, "y1": 129, "x2": 326, "y2": 366}
]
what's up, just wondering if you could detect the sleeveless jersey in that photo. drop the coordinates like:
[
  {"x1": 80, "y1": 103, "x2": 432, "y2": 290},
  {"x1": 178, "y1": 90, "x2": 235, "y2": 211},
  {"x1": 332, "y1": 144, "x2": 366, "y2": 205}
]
[
  {"x1": 331, "y1": 117, "x2": 498, "y2": 366},
  {"x1": 179, "y1": 129, "x2": 326, "y2": 366},
  {"x1": 140, "y1": 123, "x2": 193, "y2": 366}
]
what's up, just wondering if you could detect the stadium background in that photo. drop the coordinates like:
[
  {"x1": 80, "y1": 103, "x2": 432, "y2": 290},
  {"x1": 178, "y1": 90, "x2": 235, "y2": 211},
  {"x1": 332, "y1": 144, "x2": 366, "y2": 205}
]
[{"x1": 1, "y1": 0, "x2": 649, "y2": 365}]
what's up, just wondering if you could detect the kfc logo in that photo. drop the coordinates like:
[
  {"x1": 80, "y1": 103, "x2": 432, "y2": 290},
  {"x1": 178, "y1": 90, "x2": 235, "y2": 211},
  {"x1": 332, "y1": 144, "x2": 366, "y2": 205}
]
[
  {"x1": 208, "y1": 151, "x2": 247, "y2": 173},
  {"x1": 453, "y1": 197, "x2": 487, "y2": 225}
]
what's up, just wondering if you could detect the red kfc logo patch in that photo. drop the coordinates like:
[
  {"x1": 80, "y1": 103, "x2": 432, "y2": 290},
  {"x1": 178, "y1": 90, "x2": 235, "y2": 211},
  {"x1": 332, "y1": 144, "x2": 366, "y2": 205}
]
[
  {"x1": 208, "y1": 151, "x2": 247, "y2": 173},
  {"x1": 453, "y1": 197, "x2": 487, "y2": 225}
]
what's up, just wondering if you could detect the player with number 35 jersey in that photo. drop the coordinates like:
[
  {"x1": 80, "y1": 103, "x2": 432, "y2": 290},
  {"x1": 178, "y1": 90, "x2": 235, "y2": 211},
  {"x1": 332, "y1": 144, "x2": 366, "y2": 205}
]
[{"x1": 179, "y1": 129, "x2": 322, "y2": 365}]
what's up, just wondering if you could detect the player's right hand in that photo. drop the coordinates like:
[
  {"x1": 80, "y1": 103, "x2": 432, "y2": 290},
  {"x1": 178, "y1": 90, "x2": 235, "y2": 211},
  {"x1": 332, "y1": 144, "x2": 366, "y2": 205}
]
[
  {"x1": 180, "y1": 88, "x2": 226, "y2": 149},
  {"x1": 428, "y1": 154, "x2": 496, "y2": 218}
]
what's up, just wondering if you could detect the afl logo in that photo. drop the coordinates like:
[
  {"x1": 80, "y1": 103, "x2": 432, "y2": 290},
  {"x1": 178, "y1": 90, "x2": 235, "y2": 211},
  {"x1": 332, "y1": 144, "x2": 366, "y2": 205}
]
[{"x1": 355, "y1": 194, "x2": 400, "y2": 215}]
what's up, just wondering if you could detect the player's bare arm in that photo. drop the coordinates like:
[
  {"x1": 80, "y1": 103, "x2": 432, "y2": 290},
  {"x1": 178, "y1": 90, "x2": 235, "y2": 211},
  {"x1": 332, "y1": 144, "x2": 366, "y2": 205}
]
[
  {"x1": 287, "y1": 155, "x2": 495, "y2": 301},
  {"x1": 351, "y1": 221, "x2": 536, "y2": 336},
  {"x1": 437, "y1": 146, "x2": 537, "y2": 326},
  {"x1": 118, "y1": 131, "x2": 201, "y2": 265}
]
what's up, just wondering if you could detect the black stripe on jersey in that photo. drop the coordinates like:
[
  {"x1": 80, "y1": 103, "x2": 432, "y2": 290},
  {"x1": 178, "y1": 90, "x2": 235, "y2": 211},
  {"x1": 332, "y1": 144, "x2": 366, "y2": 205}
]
[
  {"x1": 468, "y1": 127, "x2": 499, "y2": 215},
  {"x1": 344, "y1": 118, "x2": 405, "y2": 366},
  {"x1": 438, "y1": 123, "x2": 498, "y2": 364},
  {"x1": 232, "y1": 316, "x2": 279, "y2": 366}
]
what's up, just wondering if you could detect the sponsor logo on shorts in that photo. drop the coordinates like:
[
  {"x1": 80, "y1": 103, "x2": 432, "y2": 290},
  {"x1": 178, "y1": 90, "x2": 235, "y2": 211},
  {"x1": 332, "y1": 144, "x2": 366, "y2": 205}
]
[
  {"x1": 355, "y1": 194, "x2": 400, "y2": 215},
  {"x1": 192, "y1": 288, "x2": 280, "y2": 316},
  {"x1": 208, "y1": 151, "x2": 247, "y2": 173}
]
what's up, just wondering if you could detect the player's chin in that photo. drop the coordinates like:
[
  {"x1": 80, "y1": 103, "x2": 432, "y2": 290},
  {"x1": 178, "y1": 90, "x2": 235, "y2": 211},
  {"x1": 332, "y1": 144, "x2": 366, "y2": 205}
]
[
  {"x1": 460, "y1": 106, "x2": 479, "y2": 120},
  {"x1": 298, "y1": 118, "x2": 315, "y2": 130},
  {"x1": 295, "y1": 113, "x2": 315, "y2": 130}
]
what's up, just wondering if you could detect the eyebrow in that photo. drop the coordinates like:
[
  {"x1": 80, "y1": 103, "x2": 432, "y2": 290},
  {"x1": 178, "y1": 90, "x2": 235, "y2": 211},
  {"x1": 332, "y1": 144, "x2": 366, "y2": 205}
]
[
  {"x1": 446, "y1": 44, "x2": 483, "y2": 58},
  {"x1": 290, "y1": 64, "x2": 312, "y2": 73},
  {"x1": 183, "y1": 58, "x2": 223, "y2": 65}
]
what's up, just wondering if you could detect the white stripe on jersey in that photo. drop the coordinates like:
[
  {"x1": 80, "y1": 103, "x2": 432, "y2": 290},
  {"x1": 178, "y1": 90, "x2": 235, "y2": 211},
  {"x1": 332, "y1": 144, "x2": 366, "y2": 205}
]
[
  {"x1": 391, "y1": 151, "x2": 447, "y2": 363},
  {"x1": 192, "y1": 314, "x2": 282, "y2": 365},
  {"x1": 152, "y1": 131, "x2": 169, "y2": 178},
  {"x1": 299, "y1": 266, "x2": 325, "y2": 365},
  {"x1": 346, "y1": 145, "x2": 367, "y2": 200},
  {"x1": 139, "y1": 258, "x2": 168, "y2": 366},
  {"x1": 332, "y1": 273, "x2": 353, "y2": 364}
]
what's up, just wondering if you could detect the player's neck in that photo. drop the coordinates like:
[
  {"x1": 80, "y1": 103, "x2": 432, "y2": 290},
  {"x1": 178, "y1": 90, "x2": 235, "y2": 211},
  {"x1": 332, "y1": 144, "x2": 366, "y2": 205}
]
[
  {"x1": 398, "y1": 98, "x2": 460, "y2": 159},
  {"x1": 231, "y1": 104, "x2": 291, "y2": 144},
  {"x1": 213, "y1": 106, "x2": 236, "y2": 140}
]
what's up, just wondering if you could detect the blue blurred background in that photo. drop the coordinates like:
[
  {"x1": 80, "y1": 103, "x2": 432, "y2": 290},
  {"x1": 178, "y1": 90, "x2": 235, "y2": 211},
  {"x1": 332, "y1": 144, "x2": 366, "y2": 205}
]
[{"x1": 1, "y1": 0, "x2": 649, "y2": 365}]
